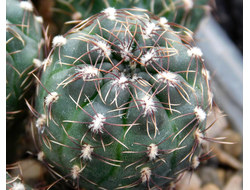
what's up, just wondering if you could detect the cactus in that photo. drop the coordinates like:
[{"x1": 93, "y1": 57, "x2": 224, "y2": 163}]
[
  {"x1": 33, "y1": 7, "x2": 214, "y2": 189},
  {"x1": 6, "y1": 0, "x2": 43, "y2": 120},
  {"x1": 50, "y1": 0, "x2": 211, "y2": 34}
]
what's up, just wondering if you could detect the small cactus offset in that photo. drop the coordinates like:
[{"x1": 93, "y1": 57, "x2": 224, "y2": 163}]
[
  {"x1": 6, "y1": 0, "x2": 43, "y2": 120},
  {"x1": 33, "y1": 7, "x2": 214, "y2": 189}
]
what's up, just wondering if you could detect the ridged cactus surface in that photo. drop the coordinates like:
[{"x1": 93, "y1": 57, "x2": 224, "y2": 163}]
[
  {"x1": 51, "y1": 0, "x2": 211, "y2": 33},
  {"x1": 35, "y1": 8, "x2": 211, "y2": 189},
  {"x1": 6, "y1": 0, "x2": 43, "y2": 120}
]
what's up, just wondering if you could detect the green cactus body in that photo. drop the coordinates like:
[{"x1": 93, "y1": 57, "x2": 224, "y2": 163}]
[
  {"x1": 52, "y1": 0, "x2": 210, "y2": 34},
  {"x1": 35, "y1": 8, "x2": 211, "y2": 189},
  {"x1": 6, "y1": 0, "x2": 43, "y2": 119}
]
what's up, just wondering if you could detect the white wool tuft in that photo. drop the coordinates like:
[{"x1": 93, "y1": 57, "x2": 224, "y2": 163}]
[
  {"x1": 187, "y1": 47, "x2": 203, "y2": 57},
  {"x1": 192, "y1": 156, "x2": 200, "y2": 169},
  {"x1": 12, "y1": 182, "x2": 25, "y2": 190},
  {"x1": 92, "y1": 41, "x2": 111, "y2": 57},
  {"x1": 81, "y1": 144, "x2": 94, "y2": 161},
  {"x1": 36, "y1": 114, "x2": 46, "y2": 134},
  {"x1": 112, "y1": 73, "x2": 128, "y2": 89},
  {"x1": 158, "y1": 17, "x2": 170, "y2": 28},
  {"x1": 142, "y1": 95, "x2": 157, "y2": 116},
  {"x1": 143, "y1": 22, "x2": 159, "y2": 39},
  {"x1": 76, "y1": 66, "x2": 99, "y2": 80},
  {"x1": 89, "y1": 114, "x2": 106, "y2": 133},
  {"x1": 147, "y1": 143, "x2": 158, "y2": 160},
  {"x1": 52, "y1": 35, "x2": 67, "y2": 48},
  {"x1": 33, "y1": 58, "x2": 42, "y2": 68},
  {"x1": 157, "y1": 71, "x2": 178, "y2": 87},
  {"x1": 71, "y1": 165, "x2": 80, "y2": 179},
  {"x1": 34, "y1": 16, "x2": 43, "y2": 24},
  {"x1": 45, "y1": 92, "x2": 59, "y2": 107},
  {"x1": 183, "y1": 0, "x2": 194, "y2": 11},
  {"x1": 194, "y1": 106, "x2": 206, "y2": 122},
  {"x1": 119, "y1": 41, "x2": 132, "y2": 62},
  {"x1": 102, "y1": 7, "x2": 117, "y2": 20},
  {"x1": 20, "y1": 1, "x2": 33, "y2": 12},
  {"x1": 202, "y1": 68, "x2": 211, "y2": 81},
  {"x1": 140, "y1": 49, "x2": 159, "y2": 66},
  {"x1": 37, "y1": 151, "x2": 44, "y2": 162},
  {"x1": 141, "y1": 167, "x2": 151, "y2": 183}
]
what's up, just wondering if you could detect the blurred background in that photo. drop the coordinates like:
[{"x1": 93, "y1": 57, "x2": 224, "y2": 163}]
[{"x1": 212, "y1": 0, "x2": 243, "y2": 53}]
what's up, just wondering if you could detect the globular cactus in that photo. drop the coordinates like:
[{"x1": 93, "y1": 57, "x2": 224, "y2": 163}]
[
  {"x1": 50, "y1": 0, "x2": 212, "y2": 34},
  {"x1": 34, "y1": 7, "x2": 213, "y2": 189},
  {"x1": 6, "y1": 0, "x2": 43, "y2": 120}
]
